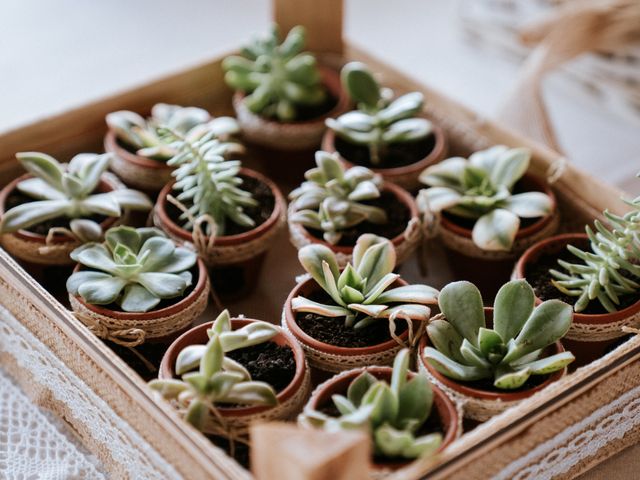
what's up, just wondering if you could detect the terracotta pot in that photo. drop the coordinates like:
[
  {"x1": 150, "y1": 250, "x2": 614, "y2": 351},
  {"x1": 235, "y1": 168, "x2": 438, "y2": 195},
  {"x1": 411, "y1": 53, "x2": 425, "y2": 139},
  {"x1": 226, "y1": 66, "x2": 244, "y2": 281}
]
[
  {"x1": 154, "y1": 168, "x2": 286, "y2": 298},
  {"x1": 418, "y1": 307, "x2": 567, "y2": 421},
  {"x1": 232, "y1": 65, "x2": 350, "y2": 151},
  {"x1": 322, "y1": 120, "x2": 448, "y2": 192},
  {"x1": 0, "y1": 174, "x2": 119, "y2": 267},
  {"x1": 436, "y1": 172, "x2": 559, "y2": 302},
  {"x1": 282, "y1": 275, "x2": 413, "y2": 379},
  {"x1": 301, "y1": 366, "x2": 459, "y2": 471},
  {"x1": 159, "y1": 318, "x2": 311, "y2": 429},
  {"x1": 288, "y1": 181, "x2": 421, "y2": 267},
  {"x1": 104, "y1": 129, "x2": 174, "y2": 193},
  {"x1": 68, "y1": 257, "x2": 209, "y2": 346},
  {"x1": 513, "y1": 233, "x2": 640, "y2": 366}
]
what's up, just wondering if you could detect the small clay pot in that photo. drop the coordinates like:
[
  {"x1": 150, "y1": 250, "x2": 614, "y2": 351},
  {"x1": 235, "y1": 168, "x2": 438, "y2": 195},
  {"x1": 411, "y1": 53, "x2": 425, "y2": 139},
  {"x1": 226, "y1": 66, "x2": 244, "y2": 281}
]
[
  {"x1": 159, "y1": 318, "x2": 311, "y2": 430},
  {"x1": 322, "y1": 120, "x2": 448, "y2": 192},
  {"x1": 436, "y1": 172, "x2": 559, "y2": 302},
  {"x1": 301, "y1": 366, "x2": 459, "y2": 472},
  {"x1": 418, "y1": 307, "x2": 567, "y2": 421},
  {"x1": 68, "y1": 258, "x2": 210, "y2": 346},
  {"x1": 0, "y1": 174, "x2": 119, "y2": 267},
  {"x1": 154, "y1": 168, "x2": 286, "y2": 299},
  {"x1": 104, "y1": 130, "x2": 174, "y2": 193},
  {"x1": 232, "y1": 65, "x2": 350, "y2": 151},
  {"x1": 288, "y1": 181, "x2": 421, "y2": 267},
  {"x1": 513, "y1": 233, "x2": 640, "y2": 366}
]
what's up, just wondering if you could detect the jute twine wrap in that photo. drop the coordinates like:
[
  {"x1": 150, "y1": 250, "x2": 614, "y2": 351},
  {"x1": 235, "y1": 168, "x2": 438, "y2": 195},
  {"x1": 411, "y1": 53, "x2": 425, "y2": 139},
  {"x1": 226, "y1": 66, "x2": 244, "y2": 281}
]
[
  {"x1": 566, "y1": 312, "x2": 640, "y2": 342},
  {"x1": 0, "y1": 233, "x2": 80, "y2": 266},
  {"x1": 109, "y1": 152, "x2": 173, "y2": 192}
]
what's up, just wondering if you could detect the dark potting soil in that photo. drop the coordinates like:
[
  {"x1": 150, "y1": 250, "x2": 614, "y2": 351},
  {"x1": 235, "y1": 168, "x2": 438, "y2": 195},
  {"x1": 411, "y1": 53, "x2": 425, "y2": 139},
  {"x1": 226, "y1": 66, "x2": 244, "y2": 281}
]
[
  {"x1": 108, "y1": 341, "x2": 169, "y2": 382},
  {"x1": 260, "y1": 92, "x2": 338, "y2": 123},
  {"x1": 295, "y1": 290, "x2": 407, "y2": 348},
  {"x1": 304, "y1": 191, "x2": 411, "y2": 247},
  {"x1": 226, "y1": 341, "x2": 296, "y2": 393},
  {"x1": 334, "y1": 134, "x2": 435, "y2": 170},
  {"x1": 165, "y1": 174, "x2": 275, "y2": 237}
]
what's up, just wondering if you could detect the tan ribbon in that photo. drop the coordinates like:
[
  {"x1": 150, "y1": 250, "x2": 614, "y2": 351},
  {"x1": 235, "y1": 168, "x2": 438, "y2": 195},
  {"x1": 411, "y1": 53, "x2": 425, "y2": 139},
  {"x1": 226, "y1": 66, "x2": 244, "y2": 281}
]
[{"x1": 81, "y1": 315, "x2": 147, "y2": 347}]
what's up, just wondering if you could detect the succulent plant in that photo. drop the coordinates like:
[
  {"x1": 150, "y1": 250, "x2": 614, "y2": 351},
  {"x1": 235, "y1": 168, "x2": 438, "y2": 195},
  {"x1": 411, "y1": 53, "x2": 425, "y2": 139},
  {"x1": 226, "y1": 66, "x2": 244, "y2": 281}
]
[
  {"x1": 292, "y1": 234, "x2": 438, "y2": 329},
  {"x1": 106, "y1": 104, "x2": 217, "y2": 161},
  {"x1": 223, "y1": 25, "x2": 327, "y2": 122},
  {"x1": 423, "y1": 280, "x2": 574, "y2": 390},
  {"x1": 550, "y1": 179, "x2": 640, "y2": 312},
  {"x1": 0, "y1": 152, "x2": 152, "y2": 234},
  {"x1": 289, "y1": 151, "x2": 387, "y2": 245},
  {"x1": 149, "y1": 310, "x2": 278, "y2": 430},
  {"x1": 66, "y1": 226, "x2": 197, "y2": 313},
  {"x1": 326, "y1": 62, "x2": 433, "y2": 166},
  {"x1": 301, "y1": 349, "x2": 442, "y2": 459},
  {"x1": 417, "y1": 145, "x2": 553, "y2": 251}
]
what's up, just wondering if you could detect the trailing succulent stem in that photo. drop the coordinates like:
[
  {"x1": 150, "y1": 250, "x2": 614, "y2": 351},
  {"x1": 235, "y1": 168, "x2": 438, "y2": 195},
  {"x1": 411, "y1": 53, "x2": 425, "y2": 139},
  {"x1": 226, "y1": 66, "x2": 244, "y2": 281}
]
[
  {"x1": 423, "y1": 280, "x2": 574, "y2": 390},
  {"x1": 326, "y1": 62, "x2": 432, "y2": 166}
]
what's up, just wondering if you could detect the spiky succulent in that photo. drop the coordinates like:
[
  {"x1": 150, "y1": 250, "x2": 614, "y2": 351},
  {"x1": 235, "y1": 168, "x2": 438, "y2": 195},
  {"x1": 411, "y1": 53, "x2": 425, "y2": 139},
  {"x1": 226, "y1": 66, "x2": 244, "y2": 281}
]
[
  {"x1": 149, "y1": 310, "x2": 278, "y2": 431},
  {"x1": 0, "y1": 152, "x2": 152, "y2": 234},
  {"x1": 163, "y1": 124, "x2": 256, "y2": 236},
  {"x1": 417, "y1": 145, "x2": 553, "y2": 251},
  {"x1": 223, "y1": 25, "x2": 326, "y2": 122},
  {"x1": 551, "y1": 179, "x2": 640, "y2": 313},
  {"x1": 289, "y1": 151, "x2": 387, "y2": 245},
  {"x1": 106, "y1": 104, "x2": 219, "y2": 161},
  {"x1": 326, "y1": 62, "x2": 432, "y2": 166},
  {"x1": 66, "y1": 226, "x2": 197, "y2": 313},
  {"x1": 301, "y1": 349, "x2": 442, "y2": 460},
  {"x1": 423, "y1": 280, "x2": 574, "y2": 390},
  {"x1": 292, "y1": 234, "x2": 438, "y2": 329}
]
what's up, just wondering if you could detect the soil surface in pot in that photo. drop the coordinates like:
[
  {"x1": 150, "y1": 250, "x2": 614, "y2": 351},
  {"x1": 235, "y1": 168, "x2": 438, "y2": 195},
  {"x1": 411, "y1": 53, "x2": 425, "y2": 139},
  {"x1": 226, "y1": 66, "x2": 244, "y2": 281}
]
[
  {"x1": 334, "y1": 135, "x2": 435, "y2": 169},
  {"x1": 295, "y1": 291, "x2": 407, "y2": 348},
  {"x1": 165, "y1": 174, "x2": 275, "y2": 236},
  {"x1": 109, "y1": 341, "x2": 168, "y2": 382},
  {"x1": 258, "y1": 92, "x2": 338, "y2": 123},
  {"x1": 226, "y1": 341, "x2": 296, "y2": 393},
  {"x1": 304, "y1": 191, "x2": 410, "y2": 247}
]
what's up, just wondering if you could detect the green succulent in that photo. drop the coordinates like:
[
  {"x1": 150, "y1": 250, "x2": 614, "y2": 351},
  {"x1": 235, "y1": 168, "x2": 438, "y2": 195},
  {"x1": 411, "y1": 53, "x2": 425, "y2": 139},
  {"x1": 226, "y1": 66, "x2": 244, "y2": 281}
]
[
  {"x1": 0, "y1": 152, "x2": 152, "y2": 234},
  {"x1": 423, "y1": 280, "x2": 574, "y2": 390},
  {"x1": 326, "y1": 62, "x2": 433, "y2": 166},
  {"x1": 149, "y1": 310, "x2": 278, "y2": 431},
  {"x1": 223, "y1": 24, "x2": 326, "y2": 122},
  {"x1": 301, "y1": 349, "x2": 442, "y2": 460},
  {"x1": 289, "y1": 151, "x2": 387, "y2": 245},
  {"x1": 417, "y1": 145, "x2": 553, "y2": 251},
  {"x1": 292, "y1": 234, "x2": 438, "y2": 329},
  {"x1": 66, "y1": 226, "x2": 197, "y2": 313}
]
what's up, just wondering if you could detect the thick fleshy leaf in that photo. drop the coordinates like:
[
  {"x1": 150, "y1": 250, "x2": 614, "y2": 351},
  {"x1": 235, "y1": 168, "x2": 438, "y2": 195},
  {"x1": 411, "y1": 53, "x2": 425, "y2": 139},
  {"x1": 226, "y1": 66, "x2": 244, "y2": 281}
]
[
  {"x1": 77, "y1": 276, "x2": 127, "y2": 305},
  {"x1": 374, "y1": 425, "x2": 414, "y2": 458},
  {"x1": 490, "y1": 147, "x2": 530, "y2": 189},
  {"x1": 156, "y1": 247, "x2": 197, "y2": 273},
  {"x1": 423, "y1": 347, "x2": 490, "y2": 381},
  {"x1": 468, "y1": 145, "x2": 508, "y2": 174},
  {"x1": 391, "y1": 348, "x2": 410, "y2": 395},
  {"x1": 120, "y1": 284, "x2": 160, "y2": 312},
  {"x1": 361, "y1": 383, "x2": 398, "y2": 425},
  {"x1": 419, "y1": 157, "x2": 466, "y2": 189},
  {"x1": 322, "y1": 261, "x2": 346, "y2": 306},
  {"x1": 477, "y1": 327, "x2": 504, "y2": 357},
  {"x1": 184, "y1": 398, "x2": 207, "y2": 430},
  {"x1": 335, "y1": 111, "x2": 375, "y2": 131},
  {"x1": 105, "y1": 226, "x2": 142, "y2": 252},
  {"x1": 75, "y1": 244, "x2": 119, "y2": 273},
  {"x1": 438, "y1": 281, "x2": 485, "y2": 346},
  {"x1": 503, "y1": 192, "x2": 553, "y2": 218},
  {"x1": 0, "y1": 200, "x2": 70, "y2": 233},
  {"x1": 341, "y1": 62, "x2": 381, "y2": 108},
  {"x1": 378, "y1": 92, "x2": 424, "y2": 124},
  {"x1": 348, "y1": 303, "x2": 388, "y2": 317},
  {"x1": 493, "y1": 279, "x2": 535, "y2": 341},
  {"x1": 348, "y1": 180, "x2": 381, "y2": 201},
  {"x1": 381, "y1": 118, "x2": 432, "y2": 143},
  {"x1": 108, "y1": 189, "x2": 153, "y2": 211},
  {"x1": 200, "y1": 335, "x2": 224, "y2": 377},
  {"x1": 332, "y1": 394, "x2": 357, "y2": 415},
  {"x1": 75, "y1": 153, "x2": 111, "y2": 195},
  {"x1": 298, "y1": 244, "x2": 340, "y2": 292},
  {"x1": 380, "y1": 304, "x2": 431, "y2": 320},
  {"x1": 493, "y1": 365, "x2": 531, "y2": 389},
  {"x1": 69, "y1": 219, "x2": 103, "y2": 242},
  {"x1": 418, "y1": 187, "x2": 462, "y2": 212},
  {"x1": 209, "y1": 371, "x2": 244, "y2": 399},
  {"x1": 16, "y1": 152, "x2": 64, "y2": 189},
  {"x1": 472, "y1": 209, "x2": 520, "y2": 251},
  {"x1": 222, "y1": 357, "x2": 251, "y2": 380},
  {"x1": 362, "y1": 273, "x2": 400, "y2": 304},
  {"x1": 376, "y1": 285, "x2": 438, "y2": 305},
  {"x1": 337, "y1": 264, "x2": 364, "y2": 291},
  {"x1": 397, "y1": 373, "x2": 432, "y2": 430},
  {"x1": 518, "y1": 351, "x2": 574, "y2": 375},
  {"x1": 402, "y1": 433, "x2": 442, "y2": 459},
  {"x1": 460, "y1": 339, "x2": 491, "y2": 368},
  {"x1": 16, "y1": 177, "x2": 65, "y2": 200},
  {"x1": 210, "y1": 309, "x2": 232, "y2": 335},
  {"x1": 136, "y1": 236, "x2": 174, "y2": 269},
  {"x1": 136, "y1": 272, "x2": 188, "y2": 299},
  {"x1": 66, "y1": 271, "x2": 111, "y2": 296},
  {"x1": 316, "y1": 151, "x2": 345, "y2": 182},
  {"x1": 347, "y1": 371, "x2": 377, "y2": 406},
  {"x1": 80, "y1": 193, "x2": 121, "y2": 217},
  {"x1": 291, "y1": 296, "x2": 349, "y2": 317},
  {"x1": 148, "y1": 379, "x2": 189, "y2": 400},
  {"x1": 426, "y1": 319, "x2": 466, "y2": 364},
  {"x1": 222, "y1": 381, "x2": 278, "y2": 406},
  {"x1": 175, "y1": 345, "x2": 206, "y2": 375},
  {"x1": 357, "y1": 241, "x2": 396, "y2": 294},
  {"x1": 352, "y1": 234, "x2": 387, "y2": 271}
]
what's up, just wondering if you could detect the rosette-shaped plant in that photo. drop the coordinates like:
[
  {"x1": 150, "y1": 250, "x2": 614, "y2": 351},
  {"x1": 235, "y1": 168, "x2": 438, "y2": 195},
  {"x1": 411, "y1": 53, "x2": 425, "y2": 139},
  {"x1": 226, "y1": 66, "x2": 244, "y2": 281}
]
[
  {"x1": 417, "y1": 145, "x2": 553, "y2": 251},
  {"x1": 292, "y1": 234, "x2": 438, "y2": 328},
  {"x1": 302, "y1": 349, "x2": 442, "y2": 459},
  {"x1": 149, "y1": 310, "x2": 278, "y2": 430},
  {"x1": 289, "y1": 151, "x2": 387, "y2": 244},
  {"x1": 326, "y1": 62, "x2": 432, "y2": 165},
  {"x1": 66, "y1": 226, "x2": 197, "y2": 313},
  {"x1": 0, "y1": 152, "x2": 152, "y2": 234},
  {"x1": 222, "y1": 25, "x2": 326, "y2": 121},
  {"x1": 423, "y1": 280, "x2": 574, "y2": 390}
]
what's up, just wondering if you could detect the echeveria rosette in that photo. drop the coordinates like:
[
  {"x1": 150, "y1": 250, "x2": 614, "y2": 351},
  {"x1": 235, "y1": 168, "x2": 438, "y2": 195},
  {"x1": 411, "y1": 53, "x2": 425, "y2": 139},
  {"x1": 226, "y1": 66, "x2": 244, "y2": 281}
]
[
  {"x1": 223, "y1": 25, "x2": 326, "y2": 122},
  {"x1": 423, "y1": 280, "x2": 574, "y2": 390},
  {"x1": 292, "y1": 234, "x2": 438, "y2": 329},
  {"x1": 0, "y1": 152, "x2": 152, "y2": 234},
  {"x1": 289, "y1": 151, "x2": 387, "y2": 245},
  {"x1": 326, "y1": 62, "x2": 433, "y2": 166},
  {"x1": 67, "y1": 226, "x2": 197, "y2": 313},
  {"x1": 417, "y1": 145, "x2": 553, "y2": 251},
  {"x1": 301, "y1": 349, "x2": 442, "y2": 460}
]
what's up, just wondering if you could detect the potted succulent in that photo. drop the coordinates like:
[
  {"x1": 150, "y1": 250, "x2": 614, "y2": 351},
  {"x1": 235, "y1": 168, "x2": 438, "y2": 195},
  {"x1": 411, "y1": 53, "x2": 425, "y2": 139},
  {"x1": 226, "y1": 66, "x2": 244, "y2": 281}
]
[
  {"x1": 222, "y1": 24, "x2": 349, "y2": 151},
  {"x1": 0, "y1": 152, "x2": 152, "y2": 267},
  {"x1": 323, "y1": 62, "x2": 447, "y2": 191},
  {"x1": 283, "y1": 234, "x2": 438, "y2": 376},
  {"x1": 288, "y1": 151, "x2": 421, "y2": 266},
  {"x1": 419, "y1": 280, "x2": 574, "y2": 421},
  {"x1": 417, "y1": 145, "x2": 559, "y2": 298},
  {"x1": 66, "y1": 226, "x2": 209, "y2": 346},
  {"x1": 153, "y1": 123, "x2": 286, "y2": 298},
  {"x1": 105, "y1": 104, "x2": 237, "y2": 192},
  {"x1": 299, "y1": 349, "x2": 459, "y2": 473}
]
